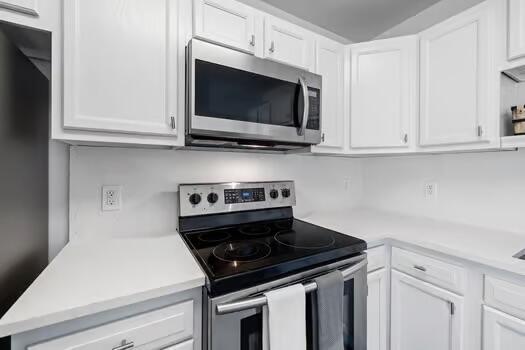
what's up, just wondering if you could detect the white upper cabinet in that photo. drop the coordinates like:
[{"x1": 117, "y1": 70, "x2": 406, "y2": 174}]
[
  {"x1": 63, "y1": 0, "x2": 179, "y2": 136},
  {"x1": 350, "y1": 36, "x2": 418, "y2": 150},
  {"x1": 508, "y1": 0, "x2": 525, "y2": 61},
  {"x1": 419, "y1": 2, "x2": 493, "y2": 147},
  {"x1": 263, "y1": 15, "x2": 315, "y2": 71},
  {"x1": 391, "y1": 271, "x2": 463, "y2": 350},
  {"x1": 484, "y1": 306, "x2": 525, "y2": 350},
  {"x1": 367, "y1": 269, "x2": 388, "y2": 350},
  {"x1": 312, "y1": 36, "x2": 345, "y2": 151},
  {"x1": 193, "y1": 0, "x2": 256, "y2": 54},
  {"x1": 0, "y1": 0, "x2": 37, "y2": 16}
]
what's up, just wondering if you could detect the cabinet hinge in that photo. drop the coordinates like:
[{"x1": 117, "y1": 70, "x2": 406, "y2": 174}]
[{"x1": 170, "y1": 116, "x2": 176, "y2": 130}]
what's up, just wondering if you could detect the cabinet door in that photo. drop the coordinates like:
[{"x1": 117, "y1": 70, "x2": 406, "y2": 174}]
[
  {"x1": 0, "y1": 0, "x2": 38, "y2": 15},
  {"x1": 193, "y1": 0, "x2": 256, "y2": 54},
  {"x1": 419, "y1": 3, "x2": 491, "y2": 146},
  {"x1": 313, "y1": 37, "x2": 345, "y2": 151},
  {"x1": 368, "y1": 269, "x2": 388, "y2": 350},
  {"x1": 264, "y1": 15, "x2": 314, "y2": 70},
  {"x1": 391, "y1": 271, "x2": 463, "y2": 350},
  {"x1": 508, "y1": 0, "x2": 525, "y2": 60},
  {"x1": 484, "y1": 306, "x2": 525, "y2": 350},
  {"x1": 63, "y1": 0, "x2": 178, "y2": 136},
  {"x1": 161, "y1": 339, "x2": 194, "y2": 350},
  {"x1": 350, "y1": 36, "x2": 417, "y2": 149}
]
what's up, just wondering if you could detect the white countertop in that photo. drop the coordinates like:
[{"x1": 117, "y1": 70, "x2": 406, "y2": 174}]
[
  {"x1": 299, "y1": 208, "x2": 525, "y2": 276},
  {"x1": 0, "y1": 234, "x2": 205, "y2": 338}
]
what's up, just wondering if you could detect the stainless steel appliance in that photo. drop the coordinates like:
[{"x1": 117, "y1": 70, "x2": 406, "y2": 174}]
[
  {"x1": 178, "y1": 181, "x2": 367, "y2": 350},
  {"x1": 0, "y1": 22, "x2": 50, "y2": 348},
  {"x1": 186, "y1": 39, "x2": 323, "y2": 151}
]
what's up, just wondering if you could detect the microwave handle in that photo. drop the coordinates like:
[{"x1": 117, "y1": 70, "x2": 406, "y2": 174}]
[{"x1": 298, "y1": 76, "x2": 309, "y2": 136}]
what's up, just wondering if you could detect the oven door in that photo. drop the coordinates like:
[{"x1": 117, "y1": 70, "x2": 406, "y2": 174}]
[
  {"x1": 187, "y1": 39, "x2": 322, "y2": 146},
  {"x1": 207, "y1": 256, "x2": 367, "y2": 350}
]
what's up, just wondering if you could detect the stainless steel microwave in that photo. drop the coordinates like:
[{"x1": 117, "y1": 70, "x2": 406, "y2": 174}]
[{"x1": 186, "y1": 39, "x2": 322, "y2": 151}]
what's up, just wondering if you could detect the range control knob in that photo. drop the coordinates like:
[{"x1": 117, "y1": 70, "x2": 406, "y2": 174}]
[
  {"x1": 189, "y1": 193, "x2": 202, "y2": 205},
  {"x1": 269, "y1": 189, "x2": 279, "y2": 199},
  {"x1": 281, "y1": 188, "x2": 291, "y2": 198},
  {"x1": 207, "y1": 192, "x2": 219, "y2": 204}
]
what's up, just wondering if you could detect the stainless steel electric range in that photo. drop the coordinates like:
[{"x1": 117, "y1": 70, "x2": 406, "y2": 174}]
[{"x1": 177, "y1": 181, "x2": 368, "y2": 350}]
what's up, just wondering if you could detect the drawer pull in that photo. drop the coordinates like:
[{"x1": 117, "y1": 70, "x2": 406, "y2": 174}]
[
  {"x1": 113, "y1": 340, "x2": 134, "y2": 350},
  {"x1": 413, "y1": 265, "x2": 427, "y2": 272}
]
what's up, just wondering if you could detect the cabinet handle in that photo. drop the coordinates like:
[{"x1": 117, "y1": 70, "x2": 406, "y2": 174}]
[
  {"x1": 403, "y1": 133, "x2": 408, "y2": 144},
  {"x1": 269, "y1": 41, "x2": 275, "y2": 53},
  {"x1": 249, "y1": 34, "x2": 255, "y2": 47},
  {"x1": 477, "y1": 125, "x2": 484, "y2": 137},
  {"x1": 113, "y1": 340, "x2": 134, "y2": 350},
  {"x1": 448, "y1": 301, "x2": 455, "y2": 315},
  {"x1": 321, "y1": 133, "x2": 325, "y2": 142},
  {"x1": 413, "y1": 265, "x2": 427, "y2": 272},
  {"x1": 170, "y1": 116, "x2": 176, "y2": 130}
]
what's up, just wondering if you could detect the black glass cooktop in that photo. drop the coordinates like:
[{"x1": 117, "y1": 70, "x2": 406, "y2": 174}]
[{"x1": 179, "y1": 217, "x2": 366, "y2": 296}]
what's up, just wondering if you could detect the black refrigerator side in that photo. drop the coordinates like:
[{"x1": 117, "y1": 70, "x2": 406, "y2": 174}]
[{"x1": 0, "y1": 27, "x2": 49, "y2": 348}]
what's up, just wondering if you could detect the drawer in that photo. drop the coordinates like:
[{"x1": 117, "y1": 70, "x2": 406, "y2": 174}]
[
  {"x1": 392, "y1": 247, "x2": 466, "y2": 294},
  {"x1": 29, "y1": 301, "x2": 194, "y2": 350},
  {"x1": 485, "y1": 275, "x2": 525, "y2": 320},
  {"x1": 366, "y1": 246, "x2": 386, "y2": 272},
  {"x1": 162, "y1": 339, "x2": 194, "y2": 350}
]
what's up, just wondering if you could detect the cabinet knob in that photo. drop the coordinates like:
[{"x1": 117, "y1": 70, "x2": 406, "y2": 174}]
[
  {"x1": 269, "y1": 41, "x2": 275, "y2": 53},
  {"x1": 249, "y1": 34, "x2": 255, "y2": 47}
]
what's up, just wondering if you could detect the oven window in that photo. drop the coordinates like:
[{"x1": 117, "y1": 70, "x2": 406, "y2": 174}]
[
  {"x1": 194, "y1": 60, "x2": 304, "y2": 128},
  {"x1": 237, "y1": 279, "x2": 355, "y2": 350}
]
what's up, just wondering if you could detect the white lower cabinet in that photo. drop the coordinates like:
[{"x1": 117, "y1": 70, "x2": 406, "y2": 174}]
[
  {"x1": 483, "y1": 306, "x2": 525, "y2": 350},
  {"x1": 367, "y1": 268, "x2": 388, "y2": 350},
  {"x1": 27, "y1": 301, "x2": 194, "y2": 350},
  {"x1": 390, "y1": 270, "x2": 463, "y2": 350}
]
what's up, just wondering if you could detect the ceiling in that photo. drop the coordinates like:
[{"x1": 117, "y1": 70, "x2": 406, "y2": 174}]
[{"x1": 260, "y1": 0, "x2": 442, "y2": 42}]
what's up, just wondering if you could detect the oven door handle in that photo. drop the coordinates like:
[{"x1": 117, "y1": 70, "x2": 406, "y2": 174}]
[
  {"x1": 215, "y1": 259, "x2": 367, "y2": 315},
  {"x1": 297, "y1": 76, "x2": 309, "y2": 137}
]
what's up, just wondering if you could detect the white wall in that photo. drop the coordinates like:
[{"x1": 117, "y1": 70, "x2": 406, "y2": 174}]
[
  {"x1": 375, "y1": 0, "x2": 484, "y2": 39},
  {"x1": 361, "y1": 150, "x2": 525, "y2": 234},
  {"x1": 69, "y1": 146, "x2": 363, "y2": 240}
]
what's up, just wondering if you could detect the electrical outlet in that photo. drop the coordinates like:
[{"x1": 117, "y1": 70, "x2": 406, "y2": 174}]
[
  {"x1": 102, "y1": 186, "x2": 122, "y2": 211},
  {"x1": 424, "y1": 183, "x2": 438, "y2": 200}
]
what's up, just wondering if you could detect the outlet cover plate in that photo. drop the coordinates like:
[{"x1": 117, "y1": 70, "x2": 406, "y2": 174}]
[{"x1": 102, "y1": 186, "x2": 122, "y2": 211}]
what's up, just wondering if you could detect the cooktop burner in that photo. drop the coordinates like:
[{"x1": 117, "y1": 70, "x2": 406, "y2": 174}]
[
  {"x1": 213, "y1": 241, "x2": 271, "y2": 262},
  {"x1": 274, "y1": 230, "x2": 335, "y2": 249}
]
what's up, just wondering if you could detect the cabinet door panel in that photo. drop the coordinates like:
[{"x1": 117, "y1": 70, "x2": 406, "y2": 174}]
[
  {"x1": 367, "y1": 269, "x2": 387, "y2": 350},
  {"x1": 64, "y1": 0, "x2": 177, "y2": 135},
  {"x1": 484, "y1": 306, "x2": 525, "y2": 350},
  {"x1": 0, "y1": 0, "x2": 37, "y2": 15},
  {"x1": 350, "y1": 36, "x2": 417, "y2": 149},
  {"x1": 193, "y1": 0, "x2": 255, "y2": 54},
  {"x1": 420, "y1": 3, "x2": 490, "y2": 146},
  {"x1": 314, "y1": 37, "x2": 344, "y2": 150},
  {"x1": 391, "y1": 271, "x2": 463, "y2": 350},
  {"x1": 508, "y1": 0, "x2": 525, "y2": 60},
  {"x1": 264, "y1": 16, "x2": 314, "y2": 70}
]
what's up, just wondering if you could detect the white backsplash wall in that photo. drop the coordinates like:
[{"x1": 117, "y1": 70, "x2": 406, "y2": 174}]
[
  {"x1": 69, "y1": 146, "x2": 363, "y2": 240},
  {"x1": 361, "y1": 150, "x2": 525, "y2": 234}
]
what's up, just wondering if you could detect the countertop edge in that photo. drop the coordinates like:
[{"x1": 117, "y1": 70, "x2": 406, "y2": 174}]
[{"x1": 0, "y1": 276, "x2": 205, "y2": 338}]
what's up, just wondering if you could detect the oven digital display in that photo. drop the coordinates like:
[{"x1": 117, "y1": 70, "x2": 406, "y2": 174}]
[{"x1": 224, "y1": 188, "x2": 265, "y2": 204}]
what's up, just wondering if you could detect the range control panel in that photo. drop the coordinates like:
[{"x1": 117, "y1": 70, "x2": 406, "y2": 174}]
[{"x1": 179, "y1": 181, "x2": 296, "y2": 217}]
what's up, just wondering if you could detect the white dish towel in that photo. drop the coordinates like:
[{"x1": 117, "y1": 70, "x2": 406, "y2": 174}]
[{"x1": 262, "y1": 284, "x2": 307, "y2": 350}]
